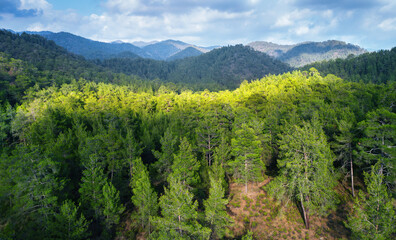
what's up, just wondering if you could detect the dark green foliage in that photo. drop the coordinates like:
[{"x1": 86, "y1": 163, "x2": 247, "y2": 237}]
[
  {"x1": 265, "y1": 120, "x2": 338, "y2": 229},
  {"x1": 102, "y1": 181, "x2": 125, "y2": 228},
  {"x1": 151, "y1": 177, "x2": 211, "y2": 239},
  {"x1": 169, "y1": 137, "x2": 201, "y2": 188},
  {"x1": 130, "y1": 157, "x2": 158, "y2": 233},
  {"x1": 356, "y1": 108, "x2": 396, "y2": 192},
  {"x1": 1, "y1": 145, "x2": 63, "y2": 239},
  {"x1": 47, "y1": 200, "x2": 90, "y2": 240},
  {"x1": 302, "y1": 47, "x2": 396, "y2": 84},
  {"x1": 152, "y1": 127, "x2": 178, "y2": 183},
  {"x1": 346, "y1": 162, "x2": 396, "y2": 239},
  {"x1": 0, "y1": 30, "x2": 95, "y2": 74},
  {"x1": 0, "y1": 30, "x2": 162, "y2": 105},
  {"x1": 333, "y1": 119, "x2": 356, "y2": 196},
  {"x1": 98, "y1": 45, "x2": 292, "y2": 90},
  {"x1": 230, "y1": 121, "x2": 265, "y2": 193},
  {"x1": 204, "y1": 172, "x2": 232, "y2": 239},
  {"x1": 79, "y1": 155, "x2": 107, "y2": 219}
]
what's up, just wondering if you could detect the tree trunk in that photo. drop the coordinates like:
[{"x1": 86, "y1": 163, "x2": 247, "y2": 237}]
[
  {"x1": 305, "y1": 204, "x2": 310, "y2": 229},
  {"x1": 351, "y1": 155, "x2": 355, "y2": 197},
  {"x1": 178, "y1": 215, "x2": 182, "y2": 235},
  {"x1": 245, "y1": 157, "x2": 248, "y2": 194},
  {"x1": 300, "y1": 192, "x2": 309, "y2": 229}
]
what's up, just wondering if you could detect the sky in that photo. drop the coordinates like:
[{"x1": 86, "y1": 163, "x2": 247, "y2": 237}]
[{"x1": 0, "y1": 0, "x2": 395, "y2": 50}]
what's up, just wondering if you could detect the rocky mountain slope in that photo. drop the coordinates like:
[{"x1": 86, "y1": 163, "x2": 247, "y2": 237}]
[{"x1": 248, "y1": 40, "x2": 367, "y2": 67}]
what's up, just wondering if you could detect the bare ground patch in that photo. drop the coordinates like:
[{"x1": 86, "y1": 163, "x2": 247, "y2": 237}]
[{"x1": 226, "y1": 179, "x2": 352, "y2": 240}]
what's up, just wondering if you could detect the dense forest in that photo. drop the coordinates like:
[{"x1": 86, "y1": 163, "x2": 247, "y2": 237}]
[
  {"x1": 97, "y1": 44, "x2": 292, "y2": 89},
  {"x1": 302, "y1": 47, "x2": 396, "y2": 84},
  {"x1": 0, "y1": 30, "x2": 395, "y2": 240}
]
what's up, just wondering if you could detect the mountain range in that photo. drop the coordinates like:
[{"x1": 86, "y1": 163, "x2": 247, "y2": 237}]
[
  {"x1": 25, "y1": 31, "x2": 217, "y2": 61},
  {"x1": 24, "y1": 31, "x2": 366, "y2": 66},
  {"x1": 0, "y1": 30, "x2": 290, "y2": 91},
  {"x1": 248, "y1": 40, "x2": 367, "y2": 67}
]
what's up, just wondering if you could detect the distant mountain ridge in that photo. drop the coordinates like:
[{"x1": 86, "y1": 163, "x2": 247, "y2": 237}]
[
  {"x1": 24, "y1": 31, "x2": 150, "y2": 60},
  {"x1": 22, "y1": 31, "x2": 366, "y2": 67},
  {"x1": 247, "y1": 40, "x2": 367, "y2": 67},
  {"x1": 24, "y1": 31, "x2": 215, "y2": 61}
]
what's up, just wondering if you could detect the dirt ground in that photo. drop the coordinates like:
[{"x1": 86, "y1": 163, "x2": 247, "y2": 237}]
[{"x1": 226, "y1": 179, "x2": 354, "y2": 240}]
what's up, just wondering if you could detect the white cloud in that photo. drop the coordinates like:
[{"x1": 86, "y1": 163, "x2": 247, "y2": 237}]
[
  {"x1": 294, "y1": 25, "x2": 310, "y2": 35},
  {"x1": 274, "y1": 9, "x2": 313, "y2": 28},
  {"x1": 19, "y1": 0, "x2": 51, "y2": 11},
  {"x1": 1, "y1": 0, "x2": 395, "y2": 49},
  {"x1": 103, "y1": 0, "x2": 142, "y2": 14},
  {"x1": 275, "y1": 15, "x2": 293, "y2": 27},
  {"x1": 379, "y1": 0, "x2": 396, "y2": 13},
  {"x1": 378, "y1": 18, "x2": 396, "y2": 31}
]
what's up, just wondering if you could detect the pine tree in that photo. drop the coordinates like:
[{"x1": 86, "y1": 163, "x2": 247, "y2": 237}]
[
  {"x1": 204, "y1": 172, "x2": 231, "y2": 239},
  {"x1": 213, "y1": 133, "x2": 231, "y2": 168},
  {"x1": 102, "y1": 121, "x2": 124, "y2": 182},
  {"x1": 102, "y1": 181, "x2": 125, "y2": 229},
  {"x1": 151, "y1": 177, "x2": 211, "y2": 239},
  {"x1": 152, "y1": 127, "x2": 178, "y2": 182},
  {"x1": 346, "y1": 162, "x2": 396, "y2": 239},
  {"x1": 230, "y1": 122, "x2": 264, "y2": 193},
  {"x1": 169, "y1": 137, "x2": 200, "y2": 188},
  {"x1": 196, "y1": 110, "x2": 221, "y2": 166},
  {"x1": 356, "y1": 108, "x2": 396, "y2": 193},
  {"x1": 78, "y1": 154, "x2": 107, "y2": 219},
  {"x1": 123, "y1": 128, "x2": 142, "y2": 178},
  {"x1": 7, "y1": 145, "x2": 63, "y2": 238},
  {"x1": 333, "y1": 119, "x2": 356, "y2": 196},
  {"x1": 130, "y1": 157, "x2": 158, "y2": 233},
  {"x1": 265, "y1": 121, "x2": 338, "y2": 229},
  {"x1": 47, "y1": 200, "x2": 90, "y2": 240}
]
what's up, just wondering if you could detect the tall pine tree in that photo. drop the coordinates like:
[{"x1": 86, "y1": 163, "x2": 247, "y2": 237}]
[
  {"x1": 130, "y1": 157, "x2": 158, "y2": 233},
  {"x1": 204, "y1": 172, "x2": 231, "y2": 239},
  {"x1": 230, "y1": 122, "x2": 264, "y2": 193},
  {"x1": 151, "y1": 176, "x2": 210, "y2": 239},
  {"x1": 346, "y1": 162, "x2": 396, "y2": 239},
  {"x1": 265, "y1": 120, "x2": 338, "y2": 229},
  {"x1": 79, "y1": 154, "x2": 107, "y2": 219},
  {"x1": 169, "y1": 137, "x2": 200, "y2": 188}
]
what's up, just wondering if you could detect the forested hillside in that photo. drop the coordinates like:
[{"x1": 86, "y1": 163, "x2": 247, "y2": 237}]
[
  {"x1": 1, "y1": 31, "x2": 290, "y2": 91},
  {"x1": 99, "y1": 45, "x2": 292, "y2": 89},
  {"x1": 301, "y1": 47, "x2": 396, "y2": 84},
  {"x1": 0, "y1": 30, "x2": 169, "y2": 105},
  {"x1": 0, "y1": 29, "x2": 395, "y2": 240}
]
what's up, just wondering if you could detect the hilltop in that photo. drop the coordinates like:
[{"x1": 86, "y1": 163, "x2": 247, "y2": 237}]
[{"x1": 248, "y1": 40, "x2": 366, "y2": 67}]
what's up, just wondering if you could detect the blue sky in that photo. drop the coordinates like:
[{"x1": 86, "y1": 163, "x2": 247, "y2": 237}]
[{"x1": 1, "y1": 0, "x2": 395, "y2": 50}]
